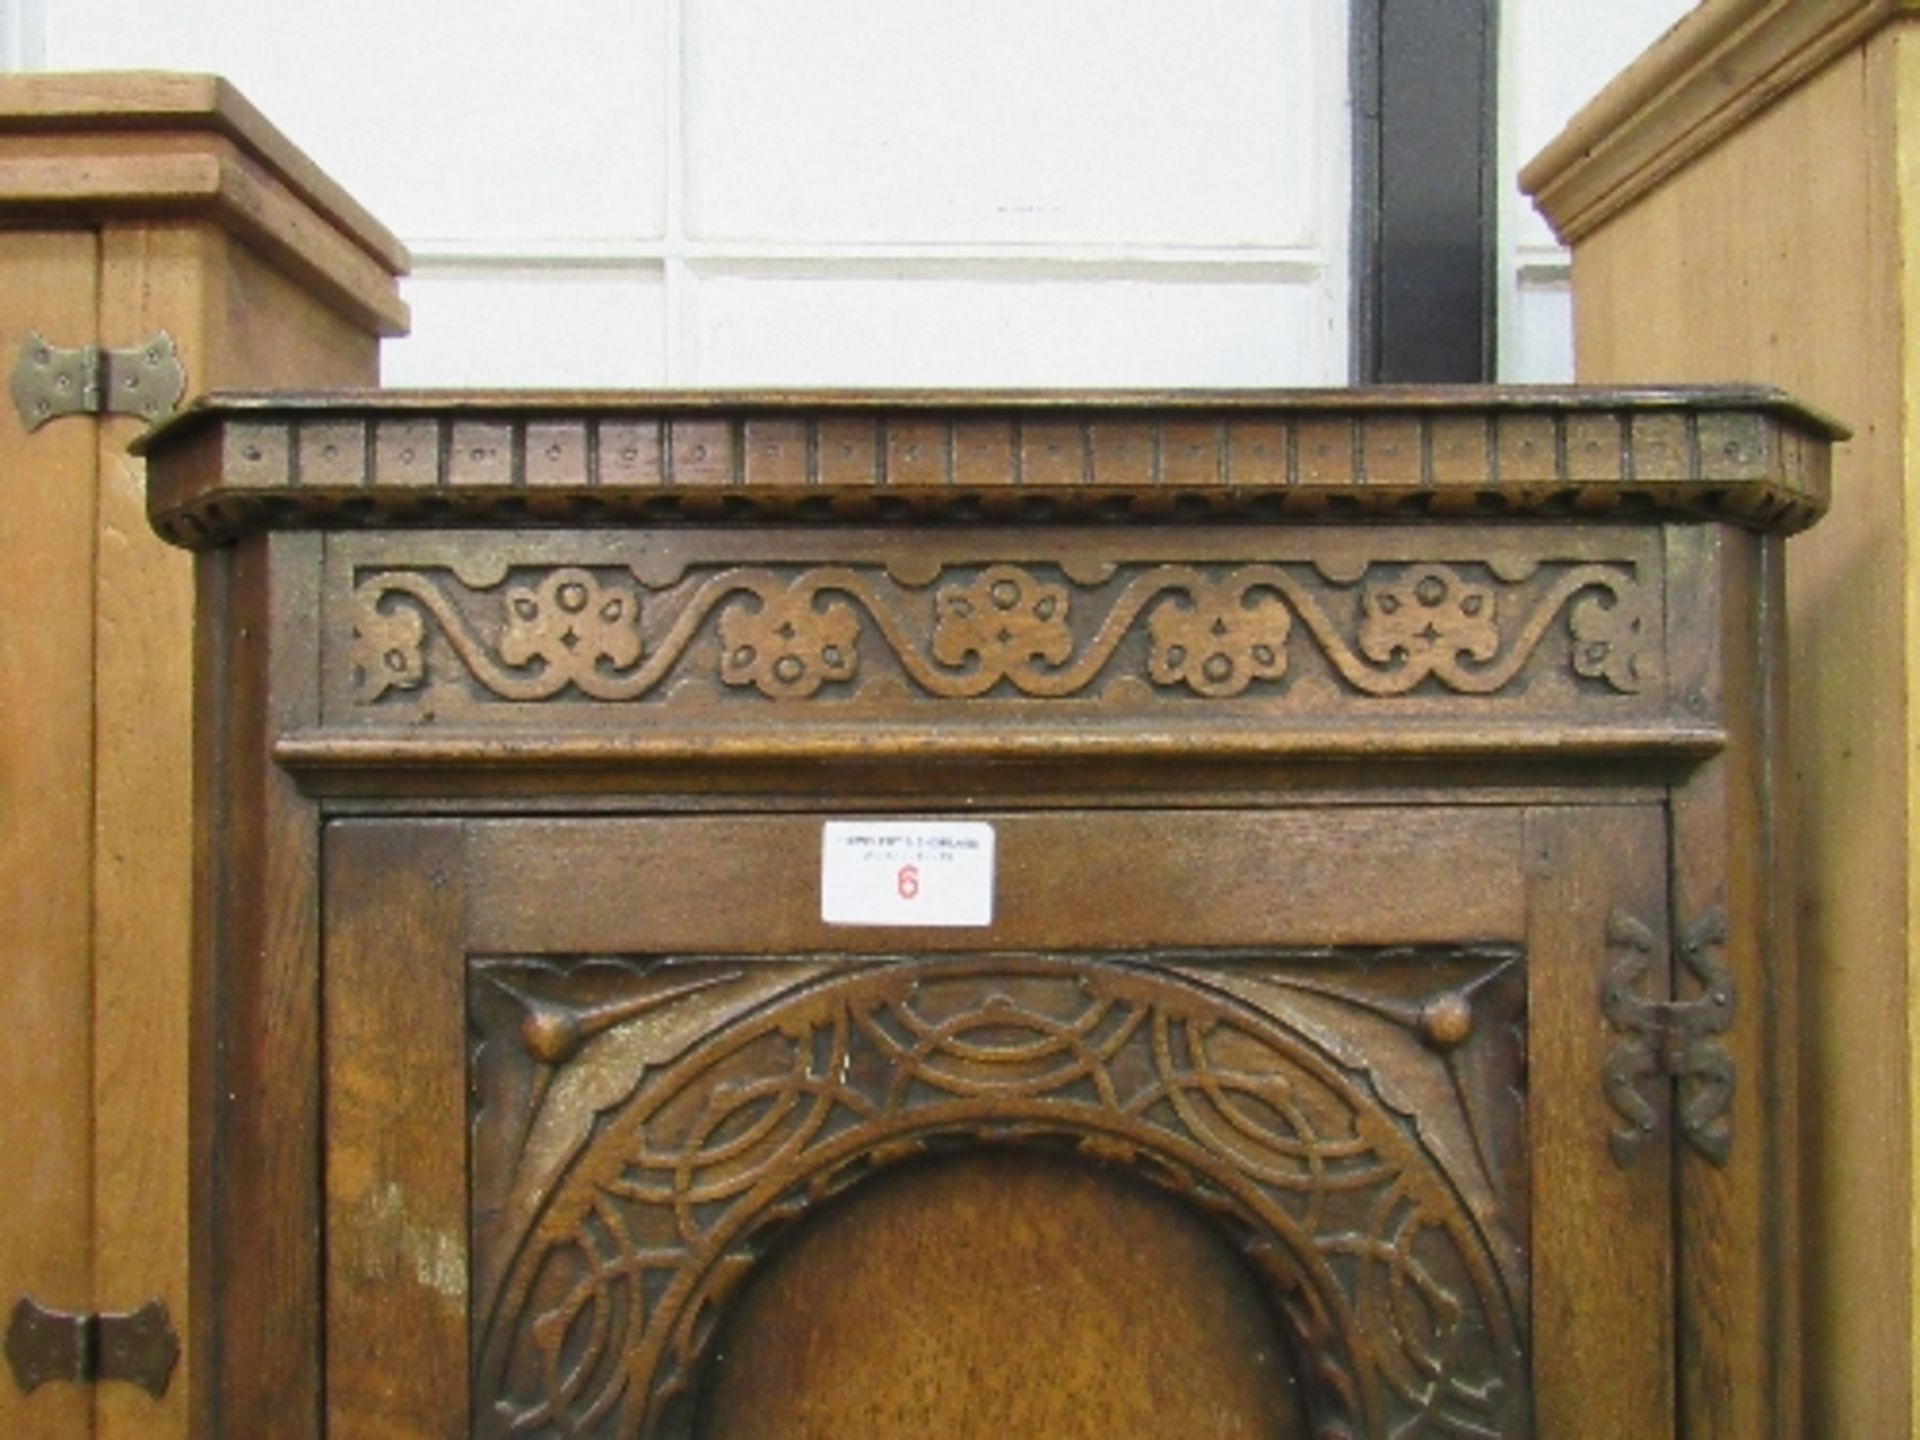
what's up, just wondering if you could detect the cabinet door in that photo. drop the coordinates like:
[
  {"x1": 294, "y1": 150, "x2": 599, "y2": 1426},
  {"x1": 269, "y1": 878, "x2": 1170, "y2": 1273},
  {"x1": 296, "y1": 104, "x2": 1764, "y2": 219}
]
[
  {"x1": 320, "y1": 805, "x2": 1672, "y2": 1440},
  {"x1": 0, "y1": 185, "x2": 392, "y2": 1440},
  {"x1": 0, "y1": 227, "x2": 99, "y2": 1440}
]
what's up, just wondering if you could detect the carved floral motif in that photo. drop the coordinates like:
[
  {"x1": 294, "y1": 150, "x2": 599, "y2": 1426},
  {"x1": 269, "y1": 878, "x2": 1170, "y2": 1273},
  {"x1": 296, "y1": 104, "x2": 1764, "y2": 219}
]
[
  {"x1": 1358, "y1": 565, "x2": 1500, "y2": 688},
  {"x1": 929, "y1": 565, "x2": 1074, "y2": 686},
  {"x1": 498, "y1": 569, "x2": 645, "y2": 693},
  {"x1": 1569, "y1": 589, "x2": 1647, "y2": 691},
  {"x1": 716, "y1": 580, "x2": 860, "y2": 699},
  {"x1": 1146, "y1": 578, "x2": 1293, "y2": 697},
  {"x1": 352, "y1": 598, "x2": 425, "y2": 700},
  {"x1": 347, "y1": 559, "x2": 1652, "y2": 708}
]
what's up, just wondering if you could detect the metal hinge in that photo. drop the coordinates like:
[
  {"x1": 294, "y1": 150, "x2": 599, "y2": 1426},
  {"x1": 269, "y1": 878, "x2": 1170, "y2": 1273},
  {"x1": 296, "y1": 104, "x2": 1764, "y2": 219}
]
[
  {"x1": 4, "y1": 1297, "x2": 179, "y2": 1399},
  {"x1": 1602, "y1": 906, "x2": 1735, "y2": 1167},
  {"x1": 9, "y1": 331, "x2": 186, "y2": 432}
]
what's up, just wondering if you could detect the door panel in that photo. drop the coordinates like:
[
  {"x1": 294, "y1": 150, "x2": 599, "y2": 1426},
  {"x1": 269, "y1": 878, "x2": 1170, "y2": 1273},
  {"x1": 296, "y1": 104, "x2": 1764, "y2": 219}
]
[
  {"x1": 1525, "y1": 806, "x2": 1675, "y2": 1436},
  {"x1": 323, "y1": 803, "x2": 1670, "y2": 1439},
  {"x1": 699, "y1": 1148, "x2": 1312, "y2": 1438},
  {"x1": 464, "y1": 809, "x2": 1529, "y2": 952},
  {"x1": 0, "y1": 228, "x2": 100, "y2": 1440}
]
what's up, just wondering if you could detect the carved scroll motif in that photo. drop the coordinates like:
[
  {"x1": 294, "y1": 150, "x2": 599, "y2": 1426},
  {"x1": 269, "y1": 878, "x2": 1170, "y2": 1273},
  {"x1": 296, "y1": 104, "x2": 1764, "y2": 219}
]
[
  {"x1": 469, "y1": 951, "x2": 1529, "y2": 1439},
  {"x1": 1602, "y1": 907, "x2": 1735, "y2": 1167},
  {"x1": 351, "y1": 558, "x2": 1651, "y2": 706}
]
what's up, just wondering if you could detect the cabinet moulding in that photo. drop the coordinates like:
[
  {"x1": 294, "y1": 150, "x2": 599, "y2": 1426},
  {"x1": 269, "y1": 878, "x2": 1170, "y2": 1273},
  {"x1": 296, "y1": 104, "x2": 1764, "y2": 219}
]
[
  {"x1": 1523, "y1": 0, "x2": 1920, "y2": 242},
  {"x1": 0, "y1": 72, "x2": 410, "y2": 336}
]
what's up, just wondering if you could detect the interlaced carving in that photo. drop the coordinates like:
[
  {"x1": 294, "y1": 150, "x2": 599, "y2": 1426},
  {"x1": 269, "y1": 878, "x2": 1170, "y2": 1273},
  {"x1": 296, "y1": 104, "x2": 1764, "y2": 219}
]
[
  {"x1": 470, "y1": 953, "x2": 1528, "y2": 1439},
  {"x1": 351, "y1": 558, "x2": 1650, "y2": 707}
]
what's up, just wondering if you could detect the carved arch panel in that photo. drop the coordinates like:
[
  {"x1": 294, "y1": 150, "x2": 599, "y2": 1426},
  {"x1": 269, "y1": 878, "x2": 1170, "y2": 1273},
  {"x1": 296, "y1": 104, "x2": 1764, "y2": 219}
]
[{"x1": 469, "y1": 951, "x2": 1529, "y2": 1439}]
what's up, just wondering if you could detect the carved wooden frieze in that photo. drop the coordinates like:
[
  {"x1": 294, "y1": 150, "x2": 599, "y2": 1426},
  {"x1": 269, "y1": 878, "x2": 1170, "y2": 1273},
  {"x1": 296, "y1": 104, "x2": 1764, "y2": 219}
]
[
  {"x1": 468, "y1": 948, "x2": 1528, "y2": 1439},
  {"x1": 323, "y1": 526, "x2": 1665, "y2": 738}
]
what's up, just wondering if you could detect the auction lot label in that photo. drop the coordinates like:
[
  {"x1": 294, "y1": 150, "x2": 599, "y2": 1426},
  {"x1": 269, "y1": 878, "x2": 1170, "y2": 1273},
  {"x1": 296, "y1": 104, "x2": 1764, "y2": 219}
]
[{"x1": 820, "y1": 821, "x2": 996, "y2": 927}]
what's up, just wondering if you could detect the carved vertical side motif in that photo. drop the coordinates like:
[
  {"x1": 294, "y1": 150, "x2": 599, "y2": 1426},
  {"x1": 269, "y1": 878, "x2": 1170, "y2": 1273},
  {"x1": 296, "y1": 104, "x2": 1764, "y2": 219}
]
[
  {"x1": 1602, "y1": 907, "x2": 1734, "y2": 1167},
  {"x1": 1672, "y1": 909, "x2": 1735, "y2": 1162},
  {"x1": 468, "y1": 949, "x2": 1530, "y2": 1439}
]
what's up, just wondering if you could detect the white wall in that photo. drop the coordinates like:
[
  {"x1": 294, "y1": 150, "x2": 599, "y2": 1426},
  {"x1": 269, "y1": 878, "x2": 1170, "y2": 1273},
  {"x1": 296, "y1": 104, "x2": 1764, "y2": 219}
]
[
  {"x1": 1497, "y1": 0, "x2": 1694, "y2": 380},
  {"x1": 11, "y1": 0, "x2": 1695, "y2": 387},
  {"x1": 0, "y1": 0, "x2": 39, "y2": 69},
  {"x1": 26, "y1": 0, "x2": 1349, "y2": 388}
]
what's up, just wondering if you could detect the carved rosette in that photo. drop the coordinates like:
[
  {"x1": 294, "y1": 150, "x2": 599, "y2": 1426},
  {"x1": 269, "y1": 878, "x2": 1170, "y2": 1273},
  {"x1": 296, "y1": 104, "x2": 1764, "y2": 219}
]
[
  {"x1": 498, "y1": 569, "x2": 645, "y2": 690},
  {"x1": 1569, "y1": 587, "x2": 1647, "y2": 691},
  {"x1": 347, "y1": 556, "x2": 1653, "y2": 711},
  {"x1": 470, "y1": 954, "x2": 1528, "y2": 1438},
  {"x1": 1359, "y1": 565, "x2": 1499, "y2": 686},
  {"x1": 351, "y1": 597, "x2": 425, "y2": 696},
  {"x1": 1146, "y1": 577, "x2": 1293, "y2": 697},
  {"x1": 715, "y1": 578, "x2": 860, "y2": 699},
  {"x1": 930, "y1": 564, "x2": 1075, "y2": 683}
]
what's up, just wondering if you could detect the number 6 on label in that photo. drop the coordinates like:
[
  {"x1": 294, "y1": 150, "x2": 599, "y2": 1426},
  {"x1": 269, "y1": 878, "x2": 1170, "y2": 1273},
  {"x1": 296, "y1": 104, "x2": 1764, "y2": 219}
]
[{"x1": 820, "y1": 821, "x2": 996, "y2": 927}]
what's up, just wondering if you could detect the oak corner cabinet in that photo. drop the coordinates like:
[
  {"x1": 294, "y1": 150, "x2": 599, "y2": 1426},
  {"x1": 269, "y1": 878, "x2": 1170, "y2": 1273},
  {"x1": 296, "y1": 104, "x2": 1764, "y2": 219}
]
[{"x1": 139, "y1": 386, "x2": 1837, "y2": 1440}]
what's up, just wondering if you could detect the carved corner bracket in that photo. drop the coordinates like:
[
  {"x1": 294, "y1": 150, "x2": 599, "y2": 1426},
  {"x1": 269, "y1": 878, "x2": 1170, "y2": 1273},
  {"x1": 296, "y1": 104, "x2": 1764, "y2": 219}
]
[{"x1": 1601, "y1": 906, "x2": 1734, "y2": 1167}]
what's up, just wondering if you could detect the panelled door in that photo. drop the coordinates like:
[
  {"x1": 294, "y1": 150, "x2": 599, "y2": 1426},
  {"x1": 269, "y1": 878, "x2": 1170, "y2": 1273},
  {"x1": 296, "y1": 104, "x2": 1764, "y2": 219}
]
[
  {"x1": 0, "y1": 81, "x2": 402, "y2": 1437},
  {"x1": 319, "y1": 800, "x2": 1673, "y2": 1439},
  {"x1": 2, "y1": 220, "x2": 200, "y2": 1440},
  {"x1": 0, "y1": 226, "x2": 100, "y2": 1440}
]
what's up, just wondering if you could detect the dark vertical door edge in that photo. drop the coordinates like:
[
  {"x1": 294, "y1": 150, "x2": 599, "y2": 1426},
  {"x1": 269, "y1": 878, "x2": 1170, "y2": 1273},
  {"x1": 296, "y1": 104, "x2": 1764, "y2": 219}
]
[{"x1": 1350, "y1": 0, "x2": 1500, "y2": 383}]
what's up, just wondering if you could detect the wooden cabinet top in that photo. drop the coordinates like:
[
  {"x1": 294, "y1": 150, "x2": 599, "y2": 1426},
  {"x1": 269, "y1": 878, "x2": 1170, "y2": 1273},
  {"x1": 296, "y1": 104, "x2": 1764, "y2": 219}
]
[
  {"x1": 136, "y1": 386, "x2": 1841, "y2": 785},
  {"x1": 1523, "y1": 0, "x2": 1920, "y2": 243},
  {"x1": 0, "y1": 72, "x2": 409, "y2": 337},
  {"x1": 139, "y1": 386, "x2": 1840, "y2": 548}
]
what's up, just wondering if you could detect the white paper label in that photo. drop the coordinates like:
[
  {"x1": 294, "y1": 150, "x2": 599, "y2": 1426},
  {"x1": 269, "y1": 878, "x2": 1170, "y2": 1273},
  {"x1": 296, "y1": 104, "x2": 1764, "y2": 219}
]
[{"x1": 820, "y1": 821, "x2": 996, "y2": 927}]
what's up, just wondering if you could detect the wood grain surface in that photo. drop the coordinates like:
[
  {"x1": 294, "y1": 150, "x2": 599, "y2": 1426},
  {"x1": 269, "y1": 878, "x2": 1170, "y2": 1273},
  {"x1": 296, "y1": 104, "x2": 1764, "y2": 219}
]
[
  {"x1": 700, "y1": 1149, "x2": 1310, "y2": 1438},
  {"x1": 1537, "y1": 16, "x2": 1915, "y2": 1430},
  {"x1": 0, "y1": 73, "x2": 402, "y2": 1440},
  {"x1": 0, "y1": 227, "x2": 99, "y2": 1440},
  {"x1": 152, "y1": 391, "x2": 1822, "y2": 1439}
]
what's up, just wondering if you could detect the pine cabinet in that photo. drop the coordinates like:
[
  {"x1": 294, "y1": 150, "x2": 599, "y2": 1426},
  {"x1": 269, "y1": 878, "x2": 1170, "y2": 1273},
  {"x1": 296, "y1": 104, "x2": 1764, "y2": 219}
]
[
  {"x1": 0, "y1": 74, "x2": 404, "y2": 1440},
  {"x1": 1522, "y1": 2, "x2": 1920, "y2": 1426}
]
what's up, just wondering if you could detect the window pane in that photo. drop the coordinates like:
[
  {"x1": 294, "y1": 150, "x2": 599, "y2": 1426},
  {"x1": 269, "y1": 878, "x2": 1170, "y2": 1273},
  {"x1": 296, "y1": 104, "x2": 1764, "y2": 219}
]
[
  {"x1": 384, "y1": 268, "x2": 666, "y2": 387},
  {"x1": 42, "y1": 0, "x2": 669, "y2": 242},
  {"x1": 685, "y1": 0, "x2": 1339, "y2": 249},
  {"x1": 683, "y1": 265, "x2": 1337, "y2": 387}
]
